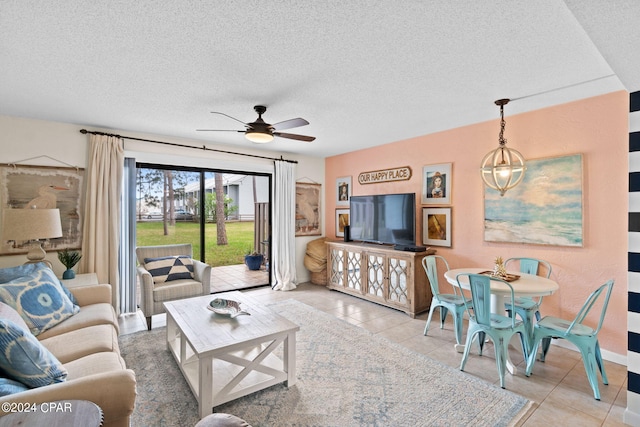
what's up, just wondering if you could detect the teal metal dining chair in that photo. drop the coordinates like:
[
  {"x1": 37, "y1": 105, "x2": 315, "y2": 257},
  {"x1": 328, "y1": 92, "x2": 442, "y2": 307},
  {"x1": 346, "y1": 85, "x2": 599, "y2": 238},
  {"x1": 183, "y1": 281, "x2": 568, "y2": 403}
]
[
  {"x1": 457, "y1": 273, "x2": 528, "y2": 389},
  {"x1": 525, "y1": 279, "x2": 614, "y2": 400},
  {"x1": 422, "y1": 255, "x2": 471, "y2": 345},
  {"x1": 504, "y1": 257, "x2": 552, "y2": 353}
]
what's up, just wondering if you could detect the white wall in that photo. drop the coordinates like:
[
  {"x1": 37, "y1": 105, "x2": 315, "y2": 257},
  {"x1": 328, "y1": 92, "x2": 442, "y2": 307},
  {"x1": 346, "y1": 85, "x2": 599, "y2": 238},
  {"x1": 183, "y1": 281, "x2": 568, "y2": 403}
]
[{"x1": 0, "y1": 115, "x2": 325, "y2": 284}]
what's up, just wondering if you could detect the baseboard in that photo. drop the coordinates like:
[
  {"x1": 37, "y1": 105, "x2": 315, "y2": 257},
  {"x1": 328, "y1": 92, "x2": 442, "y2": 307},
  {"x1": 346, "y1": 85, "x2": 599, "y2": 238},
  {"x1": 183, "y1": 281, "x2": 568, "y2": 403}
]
[{"x1": 548, "y1": 339, "x2": 627, "y2": 367}]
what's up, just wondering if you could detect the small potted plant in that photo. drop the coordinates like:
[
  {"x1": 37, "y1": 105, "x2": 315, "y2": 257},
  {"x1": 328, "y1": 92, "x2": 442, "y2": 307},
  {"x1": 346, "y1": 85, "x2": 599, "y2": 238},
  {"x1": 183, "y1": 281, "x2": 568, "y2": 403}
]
[
  {"x1": 58, "y1": 249, "x2": 82, "y2": 279},
  {"x1": 244, "y1": 247, "x2": 264, "y2": 271}
]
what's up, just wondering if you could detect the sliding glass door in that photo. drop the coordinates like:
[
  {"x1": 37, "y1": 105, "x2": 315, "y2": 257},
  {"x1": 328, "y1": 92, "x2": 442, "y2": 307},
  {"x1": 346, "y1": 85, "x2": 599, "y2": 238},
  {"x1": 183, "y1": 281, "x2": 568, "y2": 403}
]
[
  {"x1": 135, "y1": 163, "x2": 271, "y2": 290},
  {"x1": 135, "y1": 166, "x2": 201, "y2": 251}
]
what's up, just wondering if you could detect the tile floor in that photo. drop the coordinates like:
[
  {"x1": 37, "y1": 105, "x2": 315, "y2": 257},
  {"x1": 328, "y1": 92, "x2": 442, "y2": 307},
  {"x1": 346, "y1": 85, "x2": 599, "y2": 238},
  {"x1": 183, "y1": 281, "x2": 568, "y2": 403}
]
[{"x1": 119, "y1": 283, "x2": 629, "y2": 426}]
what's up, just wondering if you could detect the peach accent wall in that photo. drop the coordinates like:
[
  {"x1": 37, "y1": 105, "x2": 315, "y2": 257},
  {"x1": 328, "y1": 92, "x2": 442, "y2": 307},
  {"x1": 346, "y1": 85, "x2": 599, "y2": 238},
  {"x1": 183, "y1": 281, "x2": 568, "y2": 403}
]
[{"x1": 325, "y1": 91, "x2": 628, "y2": 356}]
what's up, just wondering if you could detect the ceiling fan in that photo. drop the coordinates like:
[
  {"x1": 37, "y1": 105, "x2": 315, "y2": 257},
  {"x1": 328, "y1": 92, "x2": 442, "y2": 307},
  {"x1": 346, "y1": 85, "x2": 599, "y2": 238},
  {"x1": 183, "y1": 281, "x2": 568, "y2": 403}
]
[{"x1": 197, "y1": 105, "x2": 315, "y2": 143}]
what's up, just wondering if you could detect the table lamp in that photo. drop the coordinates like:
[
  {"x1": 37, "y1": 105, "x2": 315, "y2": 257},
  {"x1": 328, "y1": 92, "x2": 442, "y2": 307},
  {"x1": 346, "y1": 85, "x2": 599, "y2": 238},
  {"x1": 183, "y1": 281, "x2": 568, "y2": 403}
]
[{"x1": 2, "y1": 208, "x2": 63, "y2": 268}]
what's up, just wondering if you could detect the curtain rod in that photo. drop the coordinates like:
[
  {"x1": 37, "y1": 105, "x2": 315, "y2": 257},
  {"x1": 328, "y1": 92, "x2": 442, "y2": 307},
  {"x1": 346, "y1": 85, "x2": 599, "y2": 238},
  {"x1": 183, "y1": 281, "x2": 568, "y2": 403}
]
[{"x1": 79, "y1": 129, "x2": 298, "y2": 164}]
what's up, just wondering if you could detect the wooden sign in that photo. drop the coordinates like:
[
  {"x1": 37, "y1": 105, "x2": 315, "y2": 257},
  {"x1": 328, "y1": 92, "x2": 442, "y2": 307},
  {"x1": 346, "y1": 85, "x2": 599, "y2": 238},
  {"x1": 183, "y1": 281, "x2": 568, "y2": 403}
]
[{"x1": 358, "y1": 166, "x2": 412, "y2": 185}]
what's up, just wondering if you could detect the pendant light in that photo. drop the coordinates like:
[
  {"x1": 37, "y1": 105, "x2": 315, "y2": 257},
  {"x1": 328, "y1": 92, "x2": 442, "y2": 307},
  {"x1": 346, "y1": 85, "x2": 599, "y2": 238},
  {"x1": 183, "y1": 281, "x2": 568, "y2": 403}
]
[{"x1": 480, "y1": 98, "x2": 526, "y2": 196}]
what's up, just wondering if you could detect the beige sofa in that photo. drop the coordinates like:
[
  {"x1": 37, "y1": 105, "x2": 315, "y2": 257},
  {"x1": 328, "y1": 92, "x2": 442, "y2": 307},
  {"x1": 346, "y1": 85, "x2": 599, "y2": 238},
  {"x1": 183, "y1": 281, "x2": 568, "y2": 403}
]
[{"x1": 0, "y1": 280, "x2": 137, "y2": 427}]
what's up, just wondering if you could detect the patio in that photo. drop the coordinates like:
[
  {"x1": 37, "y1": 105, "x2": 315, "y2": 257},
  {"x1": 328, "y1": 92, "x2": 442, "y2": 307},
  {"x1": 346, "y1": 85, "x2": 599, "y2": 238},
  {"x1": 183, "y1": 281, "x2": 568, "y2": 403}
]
[{"x1": 209, "y1": 263, "x2": 269, "y2": 293}]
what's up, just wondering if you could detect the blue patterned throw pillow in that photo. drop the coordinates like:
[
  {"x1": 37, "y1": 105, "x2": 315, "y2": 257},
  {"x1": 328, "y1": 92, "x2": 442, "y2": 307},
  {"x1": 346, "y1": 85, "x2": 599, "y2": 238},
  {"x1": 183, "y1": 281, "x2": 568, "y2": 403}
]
[
  {"x1": 0, "y1": 267, "x2": 80, "y2": 336},
  {"x1": 0, "y1": 378, "x2": 29, "y2": 396},
  {"x1": 0, "y1": 320, "x2": 67, "y2": 388},
  {"x1": 0, "y1": 263, "x2": 78, "y2": 305},
  {"x1": 144, "y1": 255, "x2": 194, "y2": 284}
]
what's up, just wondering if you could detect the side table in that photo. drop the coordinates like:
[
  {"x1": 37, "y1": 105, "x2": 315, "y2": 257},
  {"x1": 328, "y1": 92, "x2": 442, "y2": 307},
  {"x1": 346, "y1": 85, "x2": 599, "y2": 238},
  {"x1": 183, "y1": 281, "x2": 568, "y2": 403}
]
[
  {"x1": 60, "y1": 272, "x2": 99, "y2": 288},
  {"x1": 0, "y1": 400, "x2": 102, "y2": 427}
]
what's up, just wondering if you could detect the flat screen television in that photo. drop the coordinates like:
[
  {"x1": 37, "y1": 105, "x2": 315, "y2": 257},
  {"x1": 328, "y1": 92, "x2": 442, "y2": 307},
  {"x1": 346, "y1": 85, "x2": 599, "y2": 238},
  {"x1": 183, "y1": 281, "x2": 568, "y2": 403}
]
[{"x1": 349, "y1": 193, "x2": 416, "y2": 246}]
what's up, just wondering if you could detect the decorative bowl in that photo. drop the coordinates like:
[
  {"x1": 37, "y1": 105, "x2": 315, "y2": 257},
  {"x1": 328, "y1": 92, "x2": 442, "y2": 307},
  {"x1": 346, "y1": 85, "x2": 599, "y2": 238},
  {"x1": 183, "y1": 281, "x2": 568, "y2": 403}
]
[{"x1": 207, "y1": 298, "x2": 250, "y2": 318}]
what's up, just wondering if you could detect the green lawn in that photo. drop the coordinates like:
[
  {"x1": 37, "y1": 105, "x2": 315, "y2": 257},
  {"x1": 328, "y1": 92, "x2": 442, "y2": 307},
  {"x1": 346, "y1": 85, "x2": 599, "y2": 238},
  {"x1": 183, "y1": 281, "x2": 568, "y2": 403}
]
[{"x1": 136, "y1": 221, "x2": 255, "y2": 267}]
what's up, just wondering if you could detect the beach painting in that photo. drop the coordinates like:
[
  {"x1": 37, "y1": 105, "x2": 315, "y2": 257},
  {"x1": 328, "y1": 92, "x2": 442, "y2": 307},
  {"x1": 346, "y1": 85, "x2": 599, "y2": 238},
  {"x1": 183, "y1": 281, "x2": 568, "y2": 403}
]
[{"x1": 484, "y1": 154, "x2": 583, "y2": 247}]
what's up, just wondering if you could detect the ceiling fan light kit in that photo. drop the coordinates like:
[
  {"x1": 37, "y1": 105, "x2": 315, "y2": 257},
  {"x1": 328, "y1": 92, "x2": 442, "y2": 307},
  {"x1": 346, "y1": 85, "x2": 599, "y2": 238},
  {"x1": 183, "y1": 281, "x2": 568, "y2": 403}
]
[
  {"x1": 245, "y1": 131, "x2": 274, "y2": 143},
  {"x1": 480, "y1": 98, "x2": 526, "y2": 196},
  {"x1": 198, "y1": 105, "x2": 315, "y2": 143}
]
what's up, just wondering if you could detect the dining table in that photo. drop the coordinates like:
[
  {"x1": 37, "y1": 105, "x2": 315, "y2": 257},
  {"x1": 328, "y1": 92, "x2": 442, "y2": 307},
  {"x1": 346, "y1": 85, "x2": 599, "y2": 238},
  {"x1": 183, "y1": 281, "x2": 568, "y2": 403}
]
[{"x1": 443, "y1": 267, "x2": 560, "y2": 373}]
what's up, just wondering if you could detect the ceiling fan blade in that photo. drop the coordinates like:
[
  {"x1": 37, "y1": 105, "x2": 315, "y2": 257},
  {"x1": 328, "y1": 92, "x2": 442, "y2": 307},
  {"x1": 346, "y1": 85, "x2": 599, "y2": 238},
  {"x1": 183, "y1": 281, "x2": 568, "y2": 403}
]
[
  {"x1": 196, "y1": 129, "x2": 245, "y2": 132},
  {"x1": 272, "y1": 118, "x2": 309, "y2": 131},
  {"x1": 274, "y1": 132, "x2": 315, "y2": 142},
  {"x1": 210, "y1": 111, "x2": 248, "y2": 126}
]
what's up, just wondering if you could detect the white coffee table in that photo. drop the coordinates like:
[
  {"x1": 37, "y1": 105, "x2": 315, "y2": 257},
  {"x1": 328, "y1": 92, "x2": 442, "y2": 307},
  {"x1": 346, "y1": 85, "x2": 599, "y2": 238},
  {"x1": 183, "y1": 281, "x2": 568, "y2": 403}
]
[{"x1": 163, "y1": 291, "x2": 299, "y2": 418}]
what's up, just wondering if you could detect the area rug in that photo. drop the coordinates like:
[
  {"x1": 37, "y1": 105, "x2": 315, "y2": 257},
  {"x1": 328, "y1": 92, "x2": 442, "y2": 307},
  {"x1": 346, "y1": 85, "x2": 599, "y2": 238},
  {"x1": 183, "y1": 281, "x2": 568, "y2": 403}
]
[{"x1": 120, "y1": 299, "x2": 532, "y2": 427}]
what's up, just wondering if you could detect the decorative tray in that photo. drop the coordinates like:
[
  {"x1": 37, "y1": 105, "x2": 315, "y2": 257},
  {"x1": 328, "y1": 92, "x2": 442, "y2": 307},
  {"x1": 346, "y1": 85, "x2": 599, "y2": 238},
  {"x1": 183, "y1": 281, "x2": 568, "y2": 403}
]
[
  {"x1": 207, "y1": 298, "x2": 250, "y2": 318},
  {"x1": 478, "y1": 271, "x2": 520, "y2": 282}
]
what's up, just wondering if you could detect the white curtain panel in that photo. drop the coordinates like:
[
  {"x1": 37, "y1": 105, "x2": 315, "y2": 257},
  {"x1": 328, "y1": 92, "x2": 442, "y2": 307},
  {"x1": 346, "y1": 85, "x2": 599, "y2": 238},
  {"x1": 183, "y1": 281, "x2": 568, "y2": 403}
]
[
  {"x1": 79, "y1": 134, "x2": 124, "y2": 312},
  {"x1": 272, "y1": 160, "x2": 297, "y2": 291}
]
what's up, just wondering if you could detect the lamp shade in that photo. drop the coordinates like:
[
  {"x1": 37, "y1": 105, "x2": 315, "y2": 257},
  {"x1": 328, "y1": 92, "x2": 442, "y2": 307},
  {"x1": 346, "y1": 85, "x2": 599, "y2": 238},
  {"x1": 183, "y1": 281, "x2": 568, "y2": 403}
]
[{"x1": 3, "y1": 208, "x2": 63, "y2": 241}]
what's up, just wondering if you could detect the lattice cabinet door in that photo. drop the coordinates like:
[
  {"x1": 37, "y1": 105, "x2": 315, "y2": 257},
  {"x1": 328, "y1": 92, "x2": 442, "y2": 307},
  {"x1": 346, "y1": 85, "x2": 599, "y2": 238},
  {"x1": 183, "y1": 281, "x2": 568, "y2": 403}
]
[
  {"x1": 365, "y1": 252, "x2": 385, "y2": 300},
  {"x1": 345, "y1": 250, "x2": 363, "y2": 292},
  {"x1": 387, "y1": 255, "x2": 411, "y2": 306},
  {"x1": 328, "y1": 246, "x2": 345, "y2": 288}
]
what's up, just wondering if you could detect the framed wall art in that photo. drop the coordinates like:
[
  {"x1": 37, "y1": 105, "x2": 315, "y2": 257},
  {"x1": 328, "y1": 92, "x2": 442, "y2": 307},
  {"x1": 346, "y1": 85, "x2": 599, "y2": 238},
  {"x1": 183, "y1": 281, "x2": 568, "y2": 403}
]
[
  {"x1": 422, "y1": 163, "x2": 451, "y2": 204},
  {"x1": 0, "y1": 165, "x2": 85, "y2": 256},
  {"x1": 336, "y1": 176, "x2": 351, "y2": 206},
  {"x1": 423, "y1": 207, "x2": 451, "y2": 247},
  {"x1": 335, "y1": 208, "x2": 350, "y2": 238},
  {"x1": 484, "y1": 153, "x2": 583, "y2": 247},
  {"x1": 295, "y1": 182, "x2": 321, "y2": 237}
]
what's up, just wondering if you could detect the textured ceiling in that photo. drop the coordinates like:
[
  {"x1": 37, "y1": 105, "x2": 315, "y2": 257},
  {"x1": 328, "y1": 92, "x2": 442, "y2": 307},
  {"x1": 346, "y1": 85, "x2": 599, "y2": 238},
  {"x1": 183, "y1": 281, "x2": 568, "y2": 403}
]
[{"x1": 0, "y1": 1, "x2": 637, "y2": 158}]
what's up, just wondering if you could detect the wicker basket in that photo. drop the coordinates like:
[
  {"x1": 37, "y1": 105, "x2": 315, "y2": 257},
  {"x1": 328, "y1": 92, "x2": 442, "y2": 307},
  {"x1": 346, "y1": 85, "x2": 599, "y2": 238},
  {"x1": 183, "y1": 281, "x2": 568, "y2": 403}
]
[
  {"x1": 310, "y1": 269, "x2": 327, "y2": 286},
  {"x1": 305, "y1": 238, "x2": 327, "y2": 285},
  {"x1": 304, "y1": 238, "x2": 327, "y2": 273}
]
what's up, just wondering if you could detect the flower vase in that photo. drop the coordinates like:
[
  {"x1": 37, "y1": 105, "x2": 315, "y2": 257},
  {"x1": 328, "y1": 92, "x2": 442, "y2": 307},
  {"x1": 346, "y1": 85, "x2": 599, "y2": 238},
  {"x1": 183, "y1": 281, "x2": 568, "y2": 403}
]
[{"x1": 62, "y1": 269, "x2": 76, "y2": 280}]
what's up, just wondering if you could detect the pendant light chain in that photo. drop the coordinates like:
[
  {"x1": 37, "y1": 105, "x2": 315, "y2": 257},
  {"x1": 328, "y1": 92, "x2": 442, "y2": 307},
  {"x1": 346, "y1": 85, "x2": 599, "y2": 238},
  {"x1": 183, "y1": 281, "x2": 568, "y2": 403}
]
[
  {"x1": 498, "y1": 103, "x2": 507, "y2": 164},
  {"x1": 499, "y1": 104, "x2": 506, "y2": 146}
]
